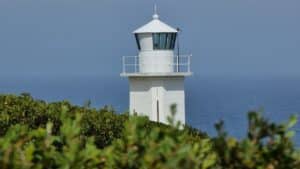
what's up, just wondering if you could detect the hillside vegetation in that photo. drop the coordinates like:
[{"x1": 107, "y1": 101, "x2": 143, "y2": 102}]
[{"x1": 0, "y1": 94, "x2": 299, "y2": 169}]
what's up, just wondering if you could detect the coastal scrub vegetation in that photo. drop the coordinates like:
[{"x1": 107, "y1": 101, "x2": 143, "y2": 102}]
[{"x1": 0, "y1": 94, "x2": 299, "y2": 169}]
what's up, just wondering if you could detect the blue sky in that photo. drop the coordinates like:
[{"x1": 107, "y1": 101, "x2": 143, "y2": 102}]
[{"x1": 0, "y1": 0, "x2": 299, "y2": 77}]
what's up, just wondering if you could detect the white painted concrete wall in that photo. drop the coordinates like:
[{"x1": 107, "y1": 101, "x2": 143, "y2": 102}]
[
  {"x1": 139, "y1": 50, "x2": 174, "y2": 73},
  {"x1": 129, "y1": 77, "x2": 185, "y2": 125}
]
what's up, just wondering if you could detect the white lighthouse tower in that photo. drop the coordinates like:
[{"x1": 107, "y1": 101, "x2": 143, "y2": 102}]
[{"x1": 121, "y1": 8, "x2": 192, "y2": 125}]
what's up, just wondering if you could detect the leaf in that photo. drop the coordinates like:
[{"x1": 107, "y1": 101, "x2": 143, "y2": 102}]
[
  {"x1": 287, "y1": 115, "x2": 298, "y2": 129},
  {"x1": 286, "y1": 131, "x2": 295, "y2": 138}
]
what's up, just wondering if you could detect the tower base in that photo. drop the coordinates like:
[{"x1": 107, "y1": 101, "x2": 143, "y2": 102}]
[{"x1": 129, "y1": 76, "x2": 185, "y2": 125}]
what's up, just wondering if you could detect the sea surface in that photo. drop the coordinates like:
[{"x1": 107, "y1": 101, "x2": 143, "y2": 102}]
[{"x1": 1, "y1": 75, "x2": 299, "y2": 145}]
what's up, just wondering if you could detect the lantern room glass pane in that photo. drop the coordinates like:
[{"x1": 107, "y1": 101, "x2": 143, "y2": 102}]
[
  {"x1": 153, "y1": 33, "x2": 160, "y2": 49},
  {"x1": 159, "y1": 33, "x2": 167, "y2": 49},
  {"x1": 152, "y1": 33, "x2": 177, "y2": 50},
  {"x1": 171, "y1": 33, "x2": 177, "y2": 49},
  {"x1": 134, "y1": 34, "x2": 141, "y2": 50},
  {"x1": 166, "y1": 33, "x2": 172, "y2": 49}
]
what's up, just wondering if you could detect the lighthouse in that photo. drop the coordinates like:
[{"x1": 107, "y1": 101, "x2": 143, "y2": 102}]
[{"x1": 121, "y1": 9, "x2": 192, "y2": 125}]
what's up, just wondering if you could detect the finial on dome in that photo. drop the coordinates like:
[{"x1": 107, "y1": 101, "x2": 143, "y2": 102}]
[{"x1": 152, "y1": 4, "x2": 159, "y2": 19}]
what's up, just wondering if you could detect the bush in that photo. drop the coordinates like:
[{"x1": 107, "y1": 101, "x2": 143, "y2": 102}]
[
  {"x1": 0, "y1": 93, "x2": 299, "y2": 168},
  {"x1": 0, "y1": 104, "x2": 216, "y2": 169},
  {"x1": 0, "y1": 94, "x2": 205, "y2": 148},
  {"x1": 213, "y1": 112, "x2": 300, "y2": 169},
  {"x1": 0, "y1": 94, "x2": 128, "y2": 148},
  {"x1": 102, "y1": 115, "x2": 217, "y2": 169},
  {"x1": 0, "y1": 106, "x2": 103, "y2": 169}
]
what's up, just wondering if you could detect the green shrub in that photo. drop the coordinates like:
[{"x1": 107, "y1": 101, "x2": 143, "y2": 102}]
[
  {"x1": 0, "y1": 105, "x2": 103, "y2": 169},
  {"x1": 0, "y1": 95, "x2": 216, "y2": 169},
  {"x1": 213, "y1": 111, "x2": 300, "y2": 169},
  {"x1": 0, "y1": 98, "x2": 216, "y2": 169},
  {"x1": 0, "y1": 93, "x2": 299, "y2": 168},
  {"x1": 0, "y1": 94, "x2": 205, "y2": 149},
  {"x1": 0, "y1": 94, "x2": 127, "y2": 148},
  {"x1": 102, "y1": 115, "x2": 217, "y2": 169}
]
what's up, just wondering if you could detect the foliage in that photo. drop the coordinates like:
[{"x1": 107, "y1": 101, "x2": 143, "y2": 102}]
[
  {"x1": 0, "y1": 105, "x2": 103, "y2": 169},
  {"x1": 213, "y1": 111, "x2": 300, "y2": 169},
  {"x1": 0, "y1": 93, "x2": 127, "y2": 148},
  {"x1": 0, "y1": 94, "x2": 205, "y2": 148},
  {"x1": 0, "y1": 94, "x2": 215, "y2": 169},
  {"x1": 102, "y1": 115, "x2": 217, "y2": 169},
  {"x1": 0, "y1": 94, "x2": 299, "y2": 169}
]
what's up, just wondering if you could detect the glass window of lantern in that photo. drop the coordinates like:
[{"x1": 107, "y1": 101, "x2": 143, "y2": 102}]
[
  {"x1": 159, "y1": 33, "x2": 167, "y2": 49},
  {"x1": 171, "y1": 33, "x2": 177, "y2": 49},
  {"x1": 153, "y1": 33, "x2": 160, "y2": 49},
  {"x1": 166, "y1": 33, "x2": 172, "y2": 49},
  {"x1": 134, "y1": 34, "x2": 141, "y2": 50},
  {"x1": 152, "y1": 33, "x2": 177, "y2": 50}
]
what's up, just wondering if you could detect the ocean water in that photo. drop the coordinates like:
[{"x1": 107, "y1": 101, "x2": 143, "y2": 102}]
[{"x1": 0, "y1": 75, "x2": 299, "y2": 144}]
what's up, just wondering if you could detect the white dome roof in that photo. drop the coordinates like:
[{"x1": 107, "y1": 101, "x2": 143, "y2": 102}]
[{"x1": 133, "y1": 14, "x2": 178, "y2": 34}]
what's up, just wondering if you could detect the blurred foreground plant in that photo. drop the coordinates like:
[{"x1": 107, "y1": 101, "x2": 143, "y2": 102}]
[
  {"x1": 0, "y1": 105, "x2": 102, "y2": 169},
  {"x1": 102, "y1": 105, "x2": 217, "y2": 169},
  {"x1": 0, "y1": 94, "x2": 300, "y2": 169},
  {"x1": 213, "y1": 112, "x2": 300, "y2": 169}
]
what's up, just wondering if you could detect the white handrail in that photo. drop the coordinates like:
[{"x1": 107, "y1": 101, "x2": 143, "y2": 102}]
[{"x1": 122, "y1": 54, "x2": 191, "y2": 74}]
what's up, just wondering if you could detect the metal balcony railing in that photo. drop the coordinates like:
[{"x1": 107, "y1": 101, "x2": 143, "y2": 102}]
[{"x1": 122, "y1": 54, "x2": 191, "y2": 75}]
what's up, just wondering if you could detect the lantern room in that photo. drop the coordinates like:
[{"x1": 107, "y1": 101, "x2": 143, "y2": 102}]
[
  {"x1": 132, "y1": 13, "x2": 179, "y2": 73},
  {"x1": 121, "y1": 9, "x2": 191, "y2": 76},
  {"x1": 133, "y1": 13, "x2": 178, "y2": 51}
]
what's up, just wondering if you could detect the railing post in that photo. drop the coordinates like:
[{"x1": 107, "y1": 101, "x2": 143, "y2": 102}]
[
  {"x1": 137, "y1": 56, "x2": 139, "y2": 72},
  {"x1": 134, "y1": 56, "x2": 137, "y2": 73},
  {"x1": 177, "y1": 55, "x2": 179, "y2": 72},
  {"x1": 122, "y1": 56, "x2": 125, "y2": 73},
  {"x1": 188, "y1": 54, "x2": 191, "y2": 73}
]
